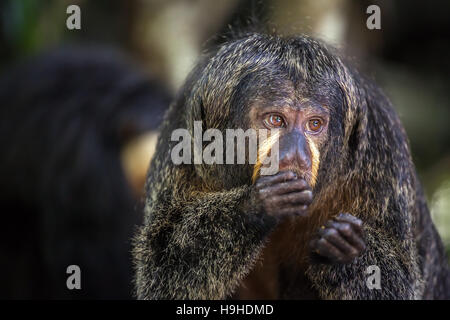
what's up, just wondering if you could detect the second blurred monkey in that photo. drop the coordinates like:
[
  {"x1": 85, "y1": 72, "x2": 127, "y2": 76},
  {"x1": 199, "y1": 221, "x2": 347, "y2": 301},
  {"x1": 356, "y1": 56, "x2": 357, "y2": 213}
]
[{"x1": 0, "y1": 48, "x2": 170, "y2": 299}]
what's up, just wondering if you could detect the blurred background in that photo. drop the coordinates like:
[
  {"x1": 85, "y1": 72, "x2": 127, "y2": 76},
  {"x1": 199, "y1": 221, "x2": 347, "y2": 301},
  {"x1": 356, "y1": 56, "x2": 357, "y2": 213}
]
[{"x1": 0, "y1": 0, "x2": 449, "y2": 299}]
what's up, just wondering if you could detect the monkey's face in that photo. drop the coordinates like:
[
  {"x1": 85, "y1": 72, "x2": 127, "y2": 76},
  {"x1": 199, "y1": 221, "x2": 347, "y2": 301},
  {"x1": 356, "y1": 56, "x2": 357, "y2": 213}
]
[
  {"x1": 193, "y1": 35, "x2": 352, "y2": 190},
  {"x1": 250, "y1": 99, "x2": 329, "y2": 188}
]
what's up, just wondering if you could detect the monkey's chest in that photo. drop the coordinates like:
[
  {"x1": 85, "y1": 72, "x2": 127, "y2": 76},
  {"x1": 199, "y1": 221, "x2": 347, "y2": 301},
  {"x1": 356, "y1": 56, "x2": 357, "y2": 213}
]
[
  {"x1": 232, "y1": 264, "x2": 319, "y2": 299},
  {"x1": 231, "y1": 222, "x2": 320, "y2": 299}
]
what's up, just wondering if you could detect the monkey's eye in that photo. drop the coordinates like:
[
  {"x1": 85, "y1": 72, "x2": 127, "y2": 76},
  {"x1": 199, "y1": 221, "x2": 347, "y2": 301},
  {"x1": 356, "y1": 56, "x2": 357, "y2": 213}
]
[
  {"x1": 307, "y1": 118, "x2": 323, "y2": 133},
  {"x1": 265, "y1": 114, "x2": 286, "y2": 128}
]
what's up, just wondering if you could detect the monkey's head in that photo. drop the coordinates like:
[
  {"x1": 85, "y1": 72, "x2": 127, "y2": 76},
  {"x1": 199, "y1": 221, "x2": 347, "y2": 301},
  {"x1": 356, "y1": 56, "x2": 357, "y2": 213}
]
[
  {"x1": 184, "y1": 33, "x2": 365, "y2": 195},
  {"x1": 248, "y1": 86, "x2": 328, "y2": 188}
]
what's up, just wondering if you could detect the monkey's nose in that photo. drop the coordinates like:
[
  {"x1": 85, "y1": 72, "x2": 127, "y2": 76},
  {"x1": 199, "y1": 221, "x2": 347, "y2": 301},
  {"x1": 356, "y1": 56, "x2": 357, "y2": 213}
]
[{"x1": 279, "y1": 148, "x2": 311, "y2": 172}]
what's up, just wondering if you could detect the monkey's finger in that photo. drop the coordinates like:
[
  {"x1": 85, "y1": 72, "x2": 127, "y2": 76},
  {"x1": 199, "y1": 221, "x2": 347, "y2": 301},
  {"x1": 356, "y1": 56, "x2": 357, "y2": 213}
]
[
  {"x1": 345, "y1": 232, "x2": 366, "y2": 253},
  {"x1": 267, "y1": 191, "x2": 313, "y2": 207},
  {"x1": 255, "y1": 171, "x2": 297, "y2": 189},
  {"x1": 315, "y1": 237, "x2": 345, "y2": 263},
  {"x1": 335, "y1": 213, "x2": 364, "y2": 236},
  {"x1": 259, "y1": 179, "x2": 310, "y2": 196},
  {"x1": 308, "y1": 238, "x2": 318, "y2": 252},
  {"x1": 320, "y1": 225, "x2": 360, "y2": 256},
  {"x1": 277, "y1": 205, "x2": 309, "y2": 218},
  {"x1": 327, "y1": 220, "x2": 366, "y2": 253}
]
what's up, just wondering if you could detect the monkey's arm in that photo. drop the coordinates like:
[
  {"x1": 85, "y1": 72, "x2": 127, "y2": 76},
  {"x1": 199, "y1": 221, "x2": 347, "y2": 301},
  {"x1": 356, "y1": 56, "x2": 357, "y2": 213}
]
[
  {"x1": 133, "y1": 185, "x2": 276, "y2": 300},
  {"x1": 306, "y1": 221, "x2": 422, "y2": 299}
]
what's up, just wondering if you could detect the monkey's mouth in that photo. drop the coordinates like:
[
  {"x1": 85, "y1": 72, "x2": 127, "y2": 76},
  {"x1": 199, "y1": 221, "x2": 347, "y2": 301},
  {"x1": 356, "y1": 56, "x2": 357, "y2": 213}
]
[{"x1": 278, "y1": 166, "x2": 308, "y2": 181}]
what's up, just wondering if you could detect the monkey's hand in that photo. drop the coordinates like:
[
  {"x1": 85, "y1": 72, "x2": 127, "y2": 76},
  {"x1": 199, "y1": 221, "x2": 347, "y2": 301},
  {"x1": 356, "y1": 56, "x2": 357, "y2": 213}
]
[
  {"x1": 253, "y1": 171, "x2": 313, "y2": 220},
  {"x1": 309, "y1": 213, "x2": 366, "y2": 264}
]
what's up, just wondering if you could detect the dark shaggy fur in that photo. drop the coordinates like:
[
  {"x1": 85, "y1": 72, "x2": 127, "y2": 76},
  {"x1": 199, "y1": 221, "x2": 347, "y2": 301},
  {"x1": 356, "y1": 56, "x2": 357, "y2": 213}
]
[
  {"x1": 133, "y1": 33, "x2": 450, "y2": 299},
  {"x1": 0, "y1": 47, "x2": 170, "y2": 299}
]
